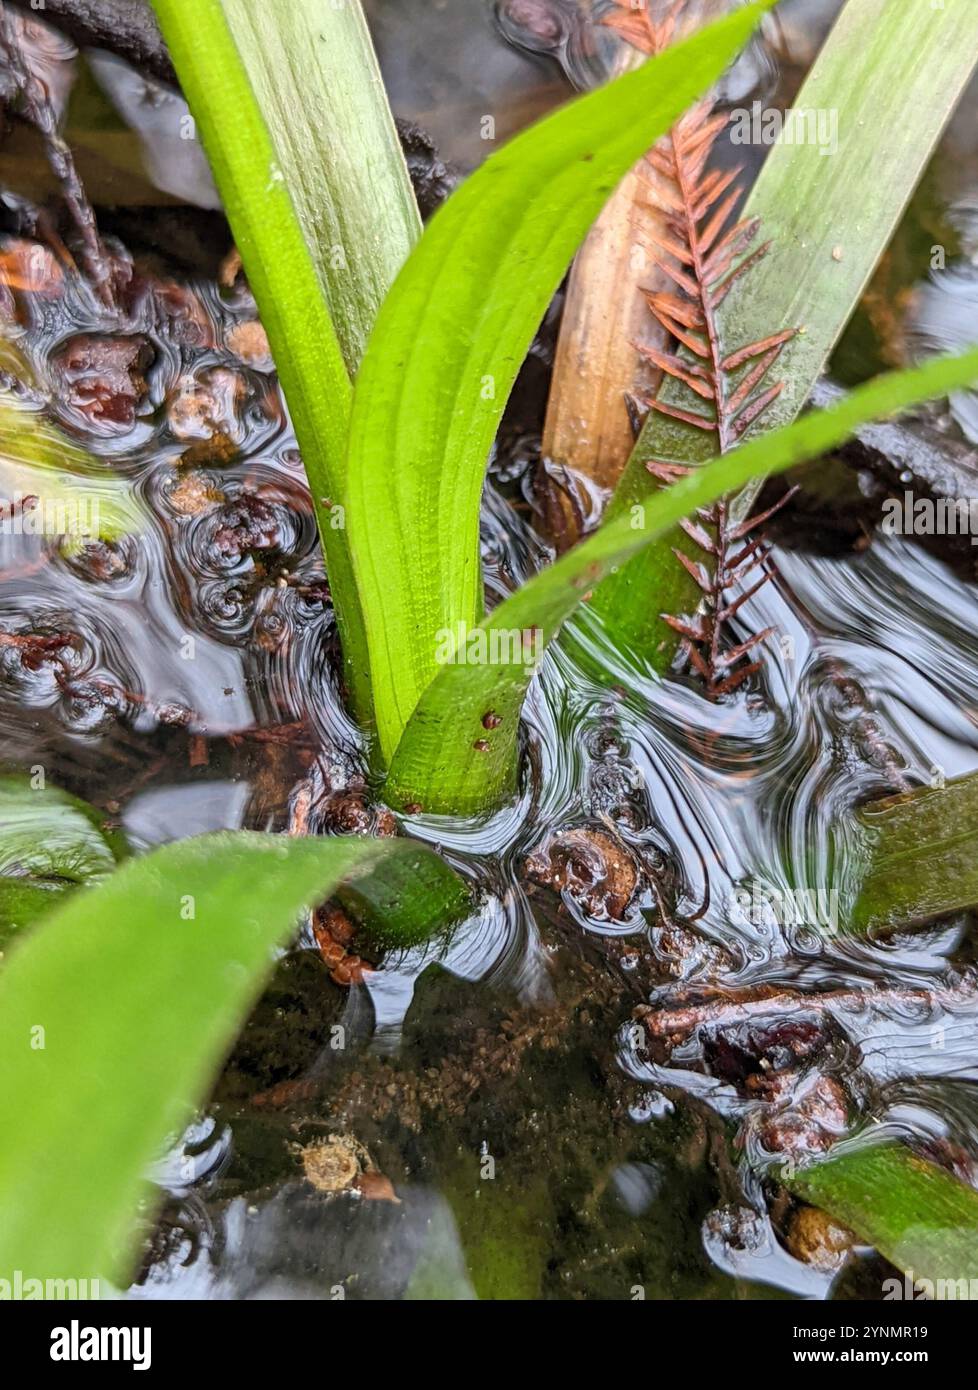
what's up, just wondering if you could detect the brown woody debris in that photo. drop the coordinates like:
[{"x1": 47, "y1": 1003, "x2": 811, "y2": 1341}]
[
  {"x1": 635, "y1": 982, "x2": 971, "y2": 1055},
  {"x1": 525, "y1": 826, "x2": 640, "y2": 919}
]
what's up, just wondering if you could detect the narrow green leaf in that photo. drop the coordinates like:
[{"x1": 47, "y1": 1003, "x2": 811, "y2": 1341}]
[
  {"x1": 219, "y1": 0, "x2": 420, "y2": 376},
  {"x1": 0, "y1": 830, "x2": 469, "y2": 1285},
  {"x1": 386, "y1": 348, "x2": 978, "y2": 814},
  {"x1": 346, "y1": 0, "x2": 779, "y2": 765},
  {"x1": 592, "y1": 0, "x2": 978, "y2": 664},
  {"x1": 789, "y1": 1144, "x2": 978, "y2": 1287},
  {"x1": 848, "y1": 771, "x2": 978, "y2": 934},
  {"x1": 724, "y1": 0, "x2": 978, "y2": 440},
  {"x1": 150, "y1": 0, "x2": 372, "y2": 719},
  {"x1": 147, "y1": 0, "x2": 350, "y2": 481}
]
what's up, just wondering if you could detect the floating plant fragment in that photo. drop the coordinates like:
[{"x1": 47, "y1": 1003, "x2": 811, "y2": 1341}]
[{"x1": 0, "y1": 776, "x2": 127, "y2": 950}]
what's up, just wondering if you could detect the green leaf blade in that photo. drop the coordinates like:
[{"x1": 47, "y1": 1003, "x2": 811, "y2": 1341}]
[
  {"x1": 219, "y1": 0, "x2": 420, "y2": 377},
  {"x1": 849, "y1": 771, "x2": 978, "y2": 934},
  {"x1": 150, "y1": 0, "x2": 397, "y2": 722},
  {"x1": 790, "y1": 1144, "x2": 978, "y2": 1287},
  {"x1": 0, "y1": 831, "x2": 468, "y2": 1285},
  {"x1": 346, "y1": 0, "x2": 779, "y2": 764},
  {"x1": 387, "y1": 349, "x2": 978, "y2": 813}
]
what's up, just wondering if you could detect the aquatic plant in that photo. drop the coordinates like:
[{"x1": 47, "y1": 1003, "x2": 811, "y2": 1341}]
[{"x1": 2, "y1": 0, "x2": 978, "y2": 1296}]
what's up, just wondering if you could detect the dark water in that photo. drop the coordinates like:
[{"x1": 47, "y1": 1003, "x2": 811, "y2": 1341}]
[{"x1": 2, "y1": 0, "x2": 978, "y2": 1299}]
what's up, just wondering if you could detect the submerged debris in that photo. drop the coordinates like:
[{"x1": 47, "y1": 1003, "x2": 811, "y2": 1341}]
[
  {"x1": 318, "y1": 793, "x2": 398, "y2": 839},
  {"x1": 290, "y1": 1133, "x2": 400, "y2": 1203},
  {"x1": 648, "y1": 920, "x2": 735, "y2": 984},
  {"x1": 636, "y1": 979, "x2": 977, "y2": 1165},
  {"x1": 524, "y1": 825, "x2": 641, "y2": 920},
  {"x1": 208, "y1": 494, "x2": 280, "y2": 560},
  {"x1": 0, "y1": 626, "x2": 75, "y2": 670},
  {"x1": 311, "y1": 903, "x2": 371, "y2": 988},
  {"x1": 785, "y1": 1203, "x2": 856, "y2": 1273},
  {"x1": 291, "y1": 1133, "x2": 366, "y2": 1194},
  {"x1": 287, "y1": 759, "x2": 400, "y2": 840},
  {"x1": 167, "y1": 366, "x2": 245, "y2": 449},
  {"x1": 0, "y1": 7, "x2": 117, "y2": 305},
  {"x1": 63, "y1": 537, "x2": 132, "y2": 583},
  {"x1": 752, "y1": 1071, "x2": 850, "y2": 1161},
  {"x1": 703, "y1": 1015, "x2": 829, "y2": 1092},
  {"x1": 634, "y1": 982, "x2": 972, "y2": 1059},
  {"x1": 4, "y1": 0, "x2": 977, "y2": 1305},
  {"x1": 225, "y1": 319, "x2": 272, "y2": 368},
  {"x1": 165, "y1": 471, "x2": 225, "y2": 518},
  {"x1": 218, "y1": 246, "x2": 243, "y2": 290},
  {"x1": 7, "y1": 0, "x2": 179, "y2": 86},
  {"x1": 52, "y1": 334, "x2": 152, "y2": 434}
]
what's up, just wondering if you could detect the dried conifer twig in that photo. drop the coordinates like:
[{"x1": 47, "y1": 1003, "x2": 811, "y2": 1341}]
[{"x1": 603, "y1": 0, "x2": 798, "y2": 696}]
